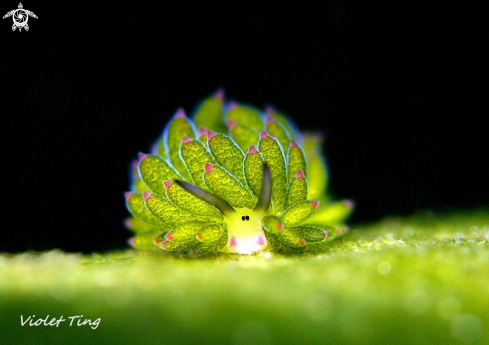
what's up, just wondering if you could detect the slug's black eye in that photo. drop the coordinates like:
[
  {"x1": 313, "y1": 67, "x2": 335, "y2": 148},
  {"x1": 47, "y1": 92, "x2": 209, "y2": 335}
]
[
  {"x1": 246, "y1": 215, "x2": 250, "y2": 220},
  {"x1": 241, "y1": 216, "x2": 245, "y2": 221}
]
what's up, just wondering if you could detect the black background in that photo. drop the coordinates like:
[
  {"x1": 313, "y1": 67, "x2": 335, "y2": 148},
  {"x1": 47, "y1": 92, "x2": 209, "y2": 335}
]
[{"x1": 1, "y1": 2, "x2": 486, "y2": 253}]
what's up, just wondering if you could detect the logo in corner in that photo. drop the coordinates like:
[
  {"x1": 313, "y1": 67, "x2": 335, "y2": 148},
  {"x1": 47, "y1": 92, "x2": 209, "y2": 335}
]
[{"x1": 3, "y1": 3, "x2": 37, "y2": 32}]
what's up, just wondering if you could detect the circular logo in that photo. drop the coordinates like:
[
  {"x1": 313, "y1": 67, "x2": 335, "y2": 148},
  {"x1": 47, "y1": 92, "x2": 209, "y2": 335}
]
[{"x1": 13, "y1": 9, "x2": 28, "y2": 27}]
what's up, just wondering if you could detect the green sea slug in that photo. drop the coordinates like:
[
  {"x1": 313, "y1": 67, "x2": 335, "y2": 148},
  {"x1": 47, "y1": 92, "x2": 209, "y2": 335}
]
[{"x1": 125, "y1": 90, "x2": 354, "y2": 256}]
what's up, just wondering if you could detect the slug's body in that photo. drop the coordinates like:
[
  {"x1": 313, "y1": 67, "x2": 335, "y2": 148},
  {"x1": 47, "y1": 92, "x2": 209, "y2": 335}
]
[{"x1": 125, "y1": 90, "x2": 353, "y2": 256}]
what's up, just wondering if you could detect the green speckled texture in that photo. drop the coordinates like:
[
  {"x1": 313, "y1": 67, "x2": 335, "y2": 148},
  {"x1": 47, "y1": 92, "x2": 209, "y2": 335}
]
[
  {"x1": 165, "y1": 181, "x2": 223, "y2": 220},
  {"x1": 227, "y1": 105, "x2": 263, "y2": 132},
  {"x1": 285, "y1": 174, "x2": 307, "y2": 208},
  {"x1": 180, "y1": 139, "x2": 215, "y2": 189},
  {"x1": 125, "y1": 193, "x2": 162, "y2": 226},
  {"x1": 139, "y1": 155, "x2": 182, "y2": 195},
  {"x1": 204, "y1": 164, "x2": 256, "y2": 209},
  {"x1": 165, "y1": 221, "x2": 206, "y2": 242},
  {"x1": 244, "y1": 148, "x2": 265, "y2": 197},
  {"x1": 286, "y1": 144, "x2": 307, "y2": 181},
  {"x1": 2, "y1": 208, "x2": 488, "y2": 344},
  {"x1": 230, "y1": 123, "x2": 260, "y2": 152},
  {"x1": 281, "y1": 200, "x2": 316, "y2": 227},
  {"x1": 144, "y1": 193, "x2": 195, "y2": 226},
  {"x1": 208, "y1": 134, "x2": 246, "y2": 185},
  {"x1": 166, "y1": 115, "x2": 195, "y2": 181},
  {"x1": 257, "y1": 135, "x2": 287, "y2": 214}
]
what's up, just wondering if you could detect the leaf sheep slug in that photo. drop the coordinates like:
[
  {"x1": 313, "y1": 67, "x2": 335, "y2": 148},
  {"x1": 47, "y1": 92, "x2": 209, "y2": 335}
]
[{"x1": 125, "y1": 89, "x2": 354, "y2": 256}]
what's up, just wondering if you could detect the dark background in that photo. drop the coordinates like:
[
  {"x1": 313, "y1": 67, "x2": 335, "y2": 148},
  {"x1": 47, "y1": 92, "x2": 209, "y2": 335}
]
[{"x1": 1, "y1": 2, "x2": 486, "y2": 253}]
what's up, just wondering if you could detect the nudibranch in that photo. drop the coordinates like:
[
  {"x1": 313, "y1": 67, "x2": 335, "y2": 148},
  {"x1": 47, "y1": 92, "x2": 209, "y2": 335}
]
[{"x1": 125, "y1": 90, "x2": 354, "y2": 256}]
